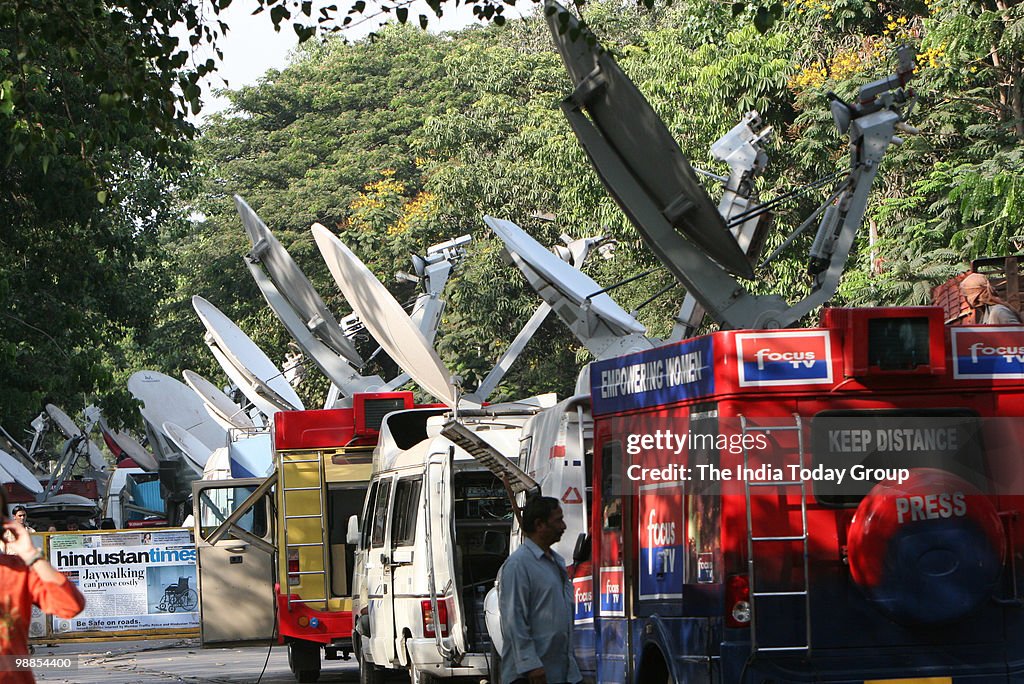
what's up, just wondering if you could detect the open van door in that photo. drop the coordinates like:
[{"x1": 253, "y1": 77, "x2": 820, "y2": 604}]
[
  {"x1": 425, "y1": 448, "x2": 468, "y2": 658},
  {"x1": 193, "y1": 477, "x2": 277, "y2": 645}
]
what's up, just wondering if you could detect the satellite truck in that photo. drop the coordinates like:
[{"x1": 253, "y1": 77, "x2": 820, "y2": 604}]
[{"x1": 459, "y1": 2, "x2": 1024, "y2": 682}]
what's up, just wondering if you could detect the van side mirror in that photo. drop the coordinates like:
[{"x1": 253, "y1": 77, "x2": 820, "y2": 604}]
[
  {"x1": 347, "y1": 515, "x2": 360, "y2": 546},
  {"x1": 572, "y1": 532, "x2": 591, "y2": 564}
]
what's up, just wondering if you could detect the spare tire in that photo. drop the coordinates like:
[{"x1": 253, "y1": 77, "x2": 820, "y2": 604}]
[{"x1": 846, "y1": 468, "x2": 1005, "y2": 625}]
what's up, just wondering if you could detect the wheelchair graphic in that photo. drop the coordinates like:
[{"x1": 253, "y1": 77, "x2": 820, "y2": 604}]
[{"x1": 156, "y1": 577, "x2": 198, "y2": 613}]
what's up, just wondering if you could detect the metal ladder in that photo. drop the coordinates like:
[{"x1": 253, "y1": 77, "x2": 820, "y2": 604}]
[
  {"x1": 740, "y1": 414, "x2": 811, "y2": 655},
  {"x1": 279, "y1": 450, "x2": 329, "y2": 609}
]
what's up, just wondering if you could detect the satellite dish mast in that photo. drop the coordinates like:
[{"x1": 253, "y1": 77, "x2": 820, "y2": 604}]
[
  {"x1": 545, "y1": 0, "x2": 917, "y2": 330},
  {"x1": 465, "y1": 228, "x2": 625, "y2": 404},
  {"x1": 406, "y1": 234, "x2": 473, "y2": 345},
  {"x1": 485, "y1": 216, "x2": 654, "y2": 361},
  {"x1": 182, "y1": 370, "x2": 256, "y2": 431},
  {"x1": 192, "y1": 296, "x2": 306, "y2": 419},
  {"x1": 236, "y1": 196, "x2": 364, "y2": 367},
  {"x1": 44, "y1": 404, "x2": 107, "y2": 472},
  {"x1": 236, "y1": 196, "x2": 390, "y2": 406},
  {"x1": 312, "y1": 224, "x2": 461, "y2": 408},
  {"x1": 0, "y1": 422, "x2": 44, "y2": 474}
]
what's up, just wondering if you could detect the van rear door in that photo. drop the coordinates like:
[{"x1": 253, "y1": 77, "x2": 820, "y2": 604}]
[{"x1": 425, "y1": 448, "x2": 470, "y2": 657}]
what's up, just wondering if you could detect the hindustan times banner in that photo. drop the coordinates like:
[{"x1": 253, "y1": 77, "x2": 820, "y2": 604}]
[{"x1": 47, "y1": 529, "x2": 198, "y2": 634}]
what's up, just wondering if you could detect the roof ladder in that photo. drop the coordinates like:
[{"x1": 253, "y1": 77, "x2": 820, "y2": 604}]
[
  {"x1": 740, "y1": 414, "x2": 812, "y2": 656},
  {"x1": 279, "y1": 451, "x2": 329, "y2": 609}
]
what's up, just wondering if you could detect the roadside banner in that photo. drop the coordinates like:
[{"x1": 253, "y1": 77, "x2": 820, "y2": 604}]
[{"x1": 43, "y1": 528, "x2": 199, "y2": 638}]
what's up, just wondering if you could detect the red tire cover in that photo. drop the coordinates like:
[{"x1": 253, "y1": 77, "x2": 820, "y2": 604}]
[{"x1": 847, "y1": 468, "x2": 1005, "y2": 624}]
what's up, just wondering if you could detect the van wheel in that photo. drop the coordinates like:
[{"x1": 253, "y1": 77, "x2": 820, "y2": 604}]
[
  {"x1": 406, "y1": 662, "x2": 434, "y2": 684},
  {"x1": 358, "y1": 649, "x2": 384, "y2": 684},
  {"x1": 288, "y1": 640, "x2": 321, "y2": 683}
]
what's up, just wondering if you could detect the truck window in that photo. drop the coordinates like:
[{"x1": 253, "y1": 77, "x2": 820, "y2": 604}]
[
  {"x1": 685, "y1": 410, "x2": 721, "y2": 584},
  {"x1": 601, "y1": 441, "x2": 622, "y2": 531},
  {"x1": 198, "y1": 486, "x2": 268, "y2": 541},
  {"x1": 391, "y1": 478, "x2": 422, "y2": 547},
  {"x1": 370, "y1": 479, "x2": 392, "y2": 548}
]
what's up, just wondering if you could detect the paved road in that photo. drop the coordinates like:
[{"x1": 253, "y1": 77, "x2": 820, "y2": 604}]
[{"x1": 30, "y1": 638, "x2": 361, "y2": 683}]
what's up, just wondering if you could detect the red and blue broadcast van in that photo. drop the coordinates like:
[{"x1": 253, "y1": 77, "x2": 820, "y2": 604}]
[{"x1": 575, "y1": 305, "x2": 1024, "y2": 682}]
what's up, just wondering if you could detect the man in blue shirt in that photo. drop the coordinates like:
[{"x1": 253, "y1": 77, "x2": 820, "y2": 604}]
[{"x1": 498, "y1": 495, "x2": 582, "y2": 684}]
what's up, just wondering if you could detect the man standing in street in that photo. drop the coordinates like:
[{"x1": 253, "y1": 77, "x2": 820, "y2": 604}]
[
  {"x1": 498, "y1": 496, "x2": 581, "y2": 684},
  {"x1": 11, "y1": 507, "x2": 34, "y2": 534}
]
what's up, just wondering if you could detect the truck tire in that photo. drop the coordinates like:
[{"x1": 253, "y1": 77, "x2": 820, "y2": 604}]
[
  {"x1": 358, "y1": 649, "x2": 385, "y2": 684},
  {"x1": 288, "y1": 640, "x2": 322, "y2": 683}
]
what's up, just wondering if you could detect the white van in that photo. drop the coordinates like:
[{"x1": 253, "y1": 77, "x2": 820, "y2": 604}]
[{"x1": 350, "y1": 407, "x2": 537, "y2": 684}]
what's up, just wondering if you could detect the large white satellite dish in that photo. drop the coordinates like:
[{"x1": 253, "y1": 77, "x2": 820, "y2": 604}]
[
  {"x1": 128, "y1": 370, "x2": 229, "y2": 452},
  {"x1": 44, "y1": 404, "x2": 83, "y2": 439},
  {"x1": 312, "y1": 224, "x2": 459, "y2": 408},
  {"x1": 485, "y1": 216, "x2": 645, "y2": 337},
  {"x1": 103, "y1": 428, "x2": 160, "y2": 472},
  {"x1": 244, "y1": 261, "x2": 385, "y2": 397},
  {"x1": 235, "y1": 195, "x2": 364, "y2": 367},
  {"x1": 192, "y1": 296, "x2": 305, "y2": 417},
  {"x1": 0, "y1": 448, "x2": 44, "y2": 495},
  {"x1": 182, "y1": 370, "x2": 255, "y2": 431},
  {"x1": 161, "y1": 421, "x2": 213, "y2": 473}
]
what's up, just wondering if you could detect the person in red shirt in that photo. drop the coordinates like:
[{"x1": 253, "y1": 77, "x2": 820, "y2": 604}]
[{"x1": 1, "y1": 489, "x2": 86, "y2": 683}]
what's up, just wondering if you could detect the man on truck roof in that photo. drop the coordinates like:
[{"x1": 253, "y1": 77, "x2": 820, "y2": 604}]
[
  {"x1": 960, "y1": 272, "x2": 1022, "y2": 324},
  {"x1": 497, "y1": 496, "x2": 581, "y2": 684}
]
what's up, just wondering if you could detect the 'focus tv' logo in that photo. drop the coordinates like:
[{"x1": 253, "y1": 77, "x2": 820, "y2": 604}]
[
  {"x1": 736, "y1": 331, "x2": 833, "y2": 387},
  {"x1": 952, "y1": 328, "x2": 1024, "y2": 379}
]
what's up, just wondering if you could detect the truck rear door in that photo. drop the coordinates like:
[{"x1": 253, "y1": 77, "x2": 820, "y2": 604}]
[{"x1": 193, "y1": 477, "x2": 276, "y2": 645}]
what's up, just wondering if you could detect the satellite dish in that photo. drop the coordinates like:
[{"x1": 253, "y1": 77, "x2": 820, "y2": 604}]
[
  {"x1": 128, "y1": 371, "x2": 229, "y2": 452},
  {"x1": 44, "y1": 405, "x2": 107, "y2": 471},
  {"x1": 103, "y1": 428, "x2": 159, "y2": 472},
  {"x1": 485, "y1": 216, "x2": 645, "y2": 336},
  {"x1": 235, "y1": 195, "x2": 364, "y2": 367},
  {"x1": 182, "y1": 370, "x2": 256, "y2": 431},
  {"x1": 244, "y1": 260, "x2": 385, "y2": 397},
  {"x1": 545, "y1": 0, "x2": 752, "y2": 280},
  {"x1": 44, "y1": 404, "x2": 83, "y2": 439},
  {"x1": 191, "y1": 296, "x2": 305, "y2": 417},
  {"x1": 0, "y1": 448, "x2": 44, "y2": 494},
  {"x1": 311, "y1": 224, "x2": 459, "y2": 408},
  {"x1": 161, "y1": 421, "x2": 213, "y2": 473}
]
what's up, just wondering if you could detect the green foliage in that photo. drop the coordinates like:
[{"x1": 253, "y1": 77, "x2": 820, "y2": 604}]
[{"x1": 8, "y1": 0, "x2": 1024, "y2": 431}]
